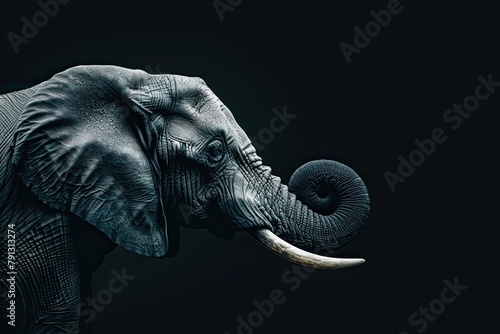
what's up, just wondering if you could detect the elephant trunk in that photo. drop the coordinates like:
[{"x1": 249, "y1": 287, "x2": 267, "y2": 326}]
[{"x1": 250, "y1": 160, "x2": 370, "y2": 269}]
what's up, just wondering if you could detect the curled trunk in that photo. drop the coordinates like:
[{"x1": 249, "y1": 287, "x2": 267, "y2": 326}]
[{"x1": 251, "y1": 160, "x2": 370, "y2": 269}]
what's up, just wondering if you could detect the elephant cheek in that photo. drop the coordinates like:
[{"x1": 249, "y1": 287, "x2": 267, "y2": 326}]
[{"x1": 218, "y1": 189, "x2": 271, "y2": 231}]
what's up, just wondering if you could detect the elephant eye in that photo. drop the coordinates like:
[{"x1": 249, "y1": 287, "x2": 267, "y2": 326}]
[{"x1": 205, "y1": 139, "x2": 226, "y2": 163}]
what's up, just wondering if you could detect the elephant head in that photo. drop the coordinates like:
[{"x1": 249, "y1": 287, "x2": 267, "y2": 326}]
[{"x1": 12, "y1": 65, "x2": 370, "y2": 269}]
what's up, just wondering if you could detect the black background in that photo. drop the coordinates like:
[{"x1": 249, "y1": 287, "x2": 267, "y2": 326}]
[{"x1": 0, "y1": 0, "x2": 498, "y2": 333}]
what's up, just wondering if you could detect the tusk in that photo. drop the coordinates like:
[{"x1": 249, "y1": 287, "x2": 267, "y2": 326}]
[{"x1": 249, "y1": 229, "x2": 365, "y2": 269}]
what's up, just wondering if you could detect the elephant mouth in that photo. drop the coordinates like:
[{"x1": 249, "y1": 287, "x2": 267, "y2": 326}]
[
  {"x1": 248, "y1": 228, "x2": 365, "y2": 269},
  {"x1": 191, "y1": 160, "x2": 368, "y2": 269}
]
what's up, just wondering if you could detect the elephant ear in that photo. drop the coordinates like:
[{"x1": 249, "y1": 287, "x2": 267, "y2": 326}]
[{"x1": 11, "y1": 65, "x2": 173, "y2": 257}]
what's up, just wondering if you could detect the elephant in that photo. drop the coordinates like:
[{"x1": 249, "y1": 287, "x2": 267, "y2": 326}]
[{"x1": 0, "y1": 65, "x2": 370, "y2": 333}]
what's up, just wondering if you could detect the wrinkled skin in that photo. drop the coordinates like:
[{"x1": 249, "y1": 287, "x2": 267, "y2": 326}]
[{"x1": 0, "y1": 66, "x2": 370, "y2": 333}]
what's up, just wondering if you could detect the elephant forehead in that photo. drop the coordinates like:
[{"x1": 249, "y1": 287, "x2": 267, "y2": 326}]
[{"x1": 217, "y1": 104, "x2": 252, "y2": 145}]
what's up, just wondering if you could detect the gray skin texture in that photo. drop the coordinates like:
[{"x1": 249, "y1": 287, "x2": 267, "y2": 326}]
[{"x1": 0, "y1": 65, "x2": 370, "y2": 333}]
